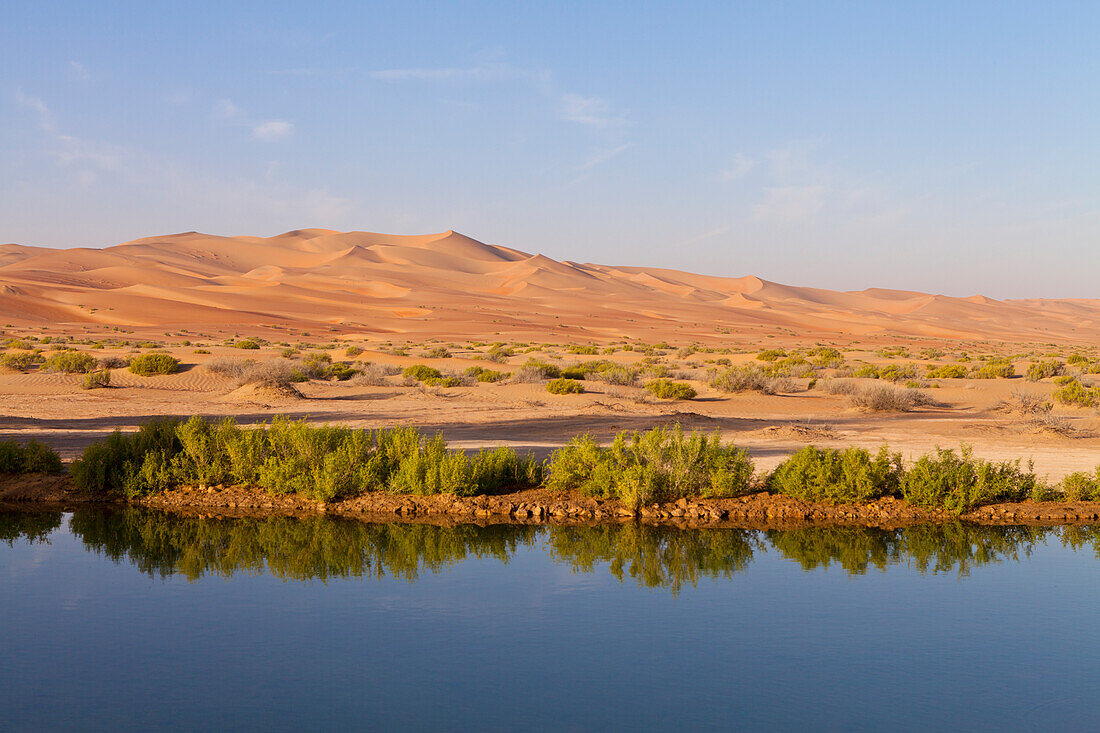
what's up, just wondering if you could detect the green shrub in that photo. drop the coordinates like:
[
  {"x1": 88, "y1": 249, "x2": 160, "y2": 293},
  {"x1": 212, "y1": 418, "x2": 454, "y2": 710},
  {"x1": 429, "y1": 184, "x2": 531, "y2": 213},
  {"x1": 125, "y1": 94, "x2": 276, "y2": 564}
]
[
  {"x1": 970, "y1": 358, "x2": 1015, "y2": 379},
  {"x1": 465, "y1": 366, "x2": 508, "y2": 382},
  {"x1": 901, "y1": 445, "x2": 1041, "y2": 513},
  {"x1": 598, "y1": 365, "x2": 638, "y2": 386},
  {"x1": 709, "y1": 365, "x2": 794, "y2": 394},
  {"x1": 403, "y1": 364, "x2": 443, "y2": 382},
  {"x1": 1026, "y1": 360, "x2": 1065, "y2": 381},
  {"x1": 546, "y1": 378, "x2": 584, "y2": 394},
  {"x1": 44, "y1": 350, "x2": 98, "y2": 373},
  {"x1": 559, "y1": 367, "x2": 587, "y2": 380},
  {"x1": 81, "y1": 369, "x2": 111, "y2": 389},
  {"x1": 235, "y1": 339, "x2": 260, "y2": 350},
  {"x1": 1053, "y1": 377, "x2": 1099, "y2": 408},
  {"x1": 0, "y1": 439, "x2": 63, "y2": 474},
  {"x1": 422, "y1": 347, "x2": 452, "y2": 359},
  {"x1": 1061, "y1": 471, "x2": 1100, "y2": 501},
  {"x1": 128, "y1": 353, "x2": 180, "y2": 376},
  {"x1": 71, "y1": 418, "x2": 182, "y2": 496},
  {"x1": 1, "y1": 352, "x2": 45, "y2": 371},
  {"x1": 757, "y1": 349, "x2": 786, "y2": 361},
  {"x1": 523, "y1": 359, "x2": 561, "y2": 379},
  {"x1": 768, "y1": 446, "x2": 903, "y2": 504},
  {"x1": 546, "y1": 425, "x2": 754, "y2": 507},
  {"x1": 345, "y1": 345, "x2": 363, "y2": 358},
  {"x1": 423, "y1": 376, "x2": 463, "y2": 387},
  {"x1": 926, "y1": 364, "x2": 968, "y2": 379},
  {"x1": 645, "y1": 379, "x2": 697, "y2": 400}
]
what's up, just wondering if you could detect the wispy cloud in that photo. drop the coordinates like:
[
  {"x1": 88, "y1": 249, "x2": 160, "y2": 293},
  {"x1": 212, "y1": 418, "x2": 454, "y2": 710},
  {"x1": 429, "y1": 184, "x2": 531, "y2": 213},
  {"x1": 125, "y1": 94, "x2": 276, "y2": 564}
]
[
  {"x1": 557, "y1": 93, "x2": 625, "y2": 129},
  {"x1": 251, "y1": 120, "x2": 294, "y2": 142},
  {"x1": 752, "y1": 185, "x2": 826, "y2": 221},
  {"x1": 679, "y1": 226, "x2": 732, "y2": 247},
  {"x1": 68, "y1": 61, "x2": 91, "y2": 82},
  {"x1": 211, "y1": 98, "x2": 243, "y2": 119},
  {"x1": 369, "y1": 64, "x2": 524, "y2": 83},
  {"x1": 15, "y1": 90, "x2": 55, "y2": 132},
  {"x1": 721, "y1": 153, "x2": 755, "y2": 181},
  {"x1": 576, "y1": 143, "x2": 632, "y2": 172}
]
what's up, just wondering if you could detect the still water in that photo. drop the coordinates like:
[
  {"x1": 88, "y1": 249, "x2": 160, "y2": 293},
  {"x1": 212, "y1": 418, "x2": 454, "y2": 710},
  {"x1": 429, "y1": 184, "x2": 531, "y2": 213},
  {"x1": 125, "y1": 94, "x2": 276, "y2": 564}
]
[{"x1": 2, "y1": 508, "x2": 1099, "y2": 731}]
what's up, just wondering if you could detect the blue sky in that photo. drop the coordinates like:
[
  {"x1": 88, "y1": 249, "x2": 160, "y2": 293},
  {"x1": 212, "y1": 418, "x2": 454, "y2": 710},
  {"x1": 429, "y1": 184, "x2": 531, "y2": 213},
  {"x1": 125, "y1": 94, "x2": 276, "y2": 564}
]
[{"x1": 3, "y1": 1, "x2": 1098, "y2": 298}]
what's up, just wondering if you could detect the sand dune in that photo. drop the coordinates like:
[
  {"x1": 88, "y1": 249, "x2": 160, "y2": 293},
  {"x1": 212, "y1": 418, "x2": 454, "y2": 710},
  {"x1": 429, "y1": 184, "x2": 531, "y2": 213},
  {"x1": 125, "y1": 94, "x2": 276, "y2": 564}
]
[{"x1": 3, "y1": 228, "x2": 1099, "y2": 342}]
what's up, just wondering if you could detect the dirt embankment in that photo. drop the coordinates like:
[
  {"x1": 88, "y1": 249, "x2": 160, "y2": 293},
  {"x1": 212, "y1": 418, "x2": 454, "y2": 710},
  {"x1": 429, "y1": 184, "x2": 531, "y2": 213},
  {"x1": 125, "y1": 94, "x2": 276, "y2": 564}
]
[{"x1": 5, "y1": 473, "x2": 1100, "y2": 529}]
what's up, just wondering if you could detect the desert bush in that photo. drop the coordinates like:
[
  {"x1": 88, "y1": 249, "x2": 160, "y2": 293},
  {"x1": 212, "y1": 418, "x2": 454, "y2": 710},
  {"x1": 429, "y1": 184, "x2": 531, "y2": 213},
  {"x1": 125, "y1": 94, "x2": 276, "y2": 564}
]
[
  {"x1": 566, "y1": 345, "x2": 598, "y2": 355},
  {"x1": 422, "y1": 346, "x2": 452, "y2": 359},
  {"x1": 995, "y1": 389, "x2": 1052, "y2": 416},
  {"x1": 82, "y1": 369, "x2": 111, "y2": 390},
  {"x1": 71, "y1": 418, "x2": 182, "y2": 496},
  {"x1": 128, "y1": 353, "x2": 180, "y2": 376},
  {"x1": 523, "y1": 359, "x2": 561, "y2": 379},
  {"x1": 596, "y1": 365, "x2": 639, "y2": 386},
  {"x1": 1, "y1": 352, "x2": 45, "y2": 371},
  {"x1": 709, "y1": 365, "x2": 795, "y2": 395},
  {"x1": 351, "y1": 362, "x2": 401, "y2": 386},
  {"x1": 464, "y1": 366, "x2": 508, "y2": 383},
  {"x1": 0, "y1": 439, "x2": 63, "y2": 475},
  {"x1": 345, "y1": 345, "x2": 364, "y2": 358},
  {"x1": 545, "y1": 425, "x2": 754, "y2": 507},
  {"x1": 901, "y1": 445, "x2": 1042, "y2": 513},
  {"x1": 1061, "y1": 470, "x2": 1100, "y2": 502},
  {"x1": 925, "y1": 364, "x2": 968, "y2": 379},
  {"x1": 645, "y1": 379, "x2": 697, "y2": 400},
  {"x1": 422, "y1": 376, "x2": 463, "y2": 387},
  {"x1": 1027, "y1": 360, "x2": 1065, "y2": 382},
  {"x1": 43, "y1": 350, "x2": 98, "y2": 374},
  {"x1": 97, "y1": 356, "x2": 128, "y2": 369},
  {"x1": 547, "y1": 378, "x2": 584, "y2": 395},
  {"x1": 1053, "y1": 377, "x2": 1099, "y2": 408},
  {"x1": 846, "y1": 384, "x2": 934, "y2": 412},
  {"x1": 970, "y1": 358, "x2": 1015, "y2": 379},
  {"x1": 768, "y1": 446, "x2": 903, "y2": 504},
  {"x1": 757, "y1": 349, "x2": 786, "y2": 362},
  {"x1": 403, "y1": 364, "x2": 443, "y2": 382},
  {"x1": 234, "y1": 339, "x2": 260, "y2": 350}
]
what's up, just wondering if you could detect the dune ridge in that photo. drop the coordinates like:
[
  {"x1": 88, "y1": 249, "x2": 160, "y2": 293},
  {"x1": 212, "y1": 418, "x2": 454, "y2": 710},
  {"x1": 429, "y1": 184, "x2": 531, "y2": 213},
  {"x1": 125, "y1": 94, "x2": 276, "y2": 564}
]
[{"x1": 2, "y1": 229, "x2": 1098, "y2": 342}]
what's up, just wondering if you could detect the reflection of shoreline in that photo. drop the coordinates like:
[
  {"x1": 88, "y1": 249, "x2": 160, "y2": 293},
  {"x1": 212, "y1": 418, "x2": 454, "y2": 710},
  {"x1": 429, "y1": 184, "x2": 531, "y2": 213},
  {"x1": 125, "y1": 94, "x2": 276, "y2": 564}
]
[{"x1": 5, "y1": 508, "x2": 1096, "y2": 591}]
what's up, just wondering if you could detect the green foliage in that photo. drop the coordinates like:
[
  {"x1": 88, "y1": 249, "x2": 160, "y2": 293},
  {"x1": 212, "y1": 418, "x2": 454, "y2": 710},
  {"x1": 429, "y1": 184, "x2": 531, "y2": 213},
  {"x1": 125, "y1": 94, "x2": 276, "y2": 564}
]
[
  {"x1": 756, "y1": 349, "x2": 786, "y2": 361},
  {"x1": 709, "y1": 364, "x2": 795, "y2": 394},
  {"x1": 546, "y1": 425, "x2": 754, "y2": 508},
  {"x1": 345, "y1": 345, "x2": 363, "y2": 358},
  {"x1": 1061, "y1": 470, "x2": 1100, "y2": 501},
  {"x1": 422, "y1": 347, "x2": 452, "y2": 359},
  {"x1": 0, "y1": 439, "x2": 63, "y2": 474},
  {"x1": 645, "y1": 378, "x2": 697, "y2": 400},
  {"x1": 1026, "y1": 359, "x2": 1065, "y2": 381},
  {"x1": 464, "y1": 366, "x2": 508, "y2": 382},
  {"x1": 128, "y1": 353, "x2": 180, "y2": 376},
  {"x1": 523, "y1": 359, "x2": 561, "y2": 378},
  {"x1": 546, "y1": 377, "x2": 585, "y2": 394},
  {"x1": 566, "y1": 344, "x2": 598, "y2": 355},
  {"x1": 402, "y1": 364, "x2": 443, "y2": 381},
  {"x1": 44, "y1": 350, "x2": 98, "y2": 373},
  {"x1": 234, "y1": 339, "x2": 260, "y2": 350},
  {"x1": 422, "y1": 376, "x2": 463, "y2": 387},
  {"x1": 768, "y1": 446, "x2": 903, "y2": 504},
  {"x1": 1, "y1": 351, "x2": 45, "y2": 371},
  {"x1": 70, "y1": 417, "x2": 541, "y2": 502},
  {"x1": 81, "y1": 369, "x2": 111, "y2": 389},
  {"x1": 970, "y1": 358, "x2": 1015, "y2": 379},
  {"x1": 1053, "y1": 377, "x2": 1099, "y2": 408},
  {"x1": 925, "y1": 364, "x2": 968, "y2": 379},
  {"x1": 902, "y1": 445, "x2": 1042, "y2": 513}
]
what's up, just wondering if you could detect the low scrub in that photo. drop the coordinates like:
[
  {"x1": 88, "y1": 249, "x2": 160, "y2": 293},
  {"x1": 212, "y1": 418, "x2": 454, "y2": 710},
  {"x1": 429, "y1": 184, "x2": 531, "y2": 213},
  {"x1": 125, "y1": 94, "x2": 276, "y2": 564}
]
[
  {"x1": 1026, "y1": 360, "x2": 1065, "y2": 382},
  {"x1": 970, "y1": 358, "x2": 1015, "y2": 379},
  {"x1": 70, "y1": 416, "x2": 542, "y2": 501},
  {"x1": 0, "y1": 439, "x2": 63, "y2": 475},
  {"x1": 1, "y1": 352, "x2": 45, "y2": 371},
  {"x1": 645, "y1": 379, "x2": 697, "y2": 400},
  {"x1": 546, "y1": 378, "x2": 584, "y2": 394},
  {"x1": 464, "y1": 366, "x2": 509, "y2": 383},
  {"x1": 128, "y1": 353, "x2": 180, "y2": 376},
  {"x1": 709, "y1": 365, "x2": 795, "y2": 395},
  {"x1": 545, "y1": 426, "x2": 754, "y2": 507},
  {"x1": 402, "y1": 364, "x2": 443, "y2": 382},
  {"x1": 81, "y1": 369, "x2": 111, "y2": 390},
  {"x1": 925, "y1": 364, "x2": 968, "y2": 379},
  {"x1": 1061, "y1": 470, "x2": 1100, "y2": 501},
  {"x1": 43, "y1": 350, "x2": 98, "y2": 374},
  {"x1": 902, "y1": 446, "x2": 1043, "y2": 513},
  {"x1": 846, "y1": 384, "x2": 934, "y2": 412},
  {"x1": 1052, "y1": 377, "x2": 1099, "y2": 408},
  {"x1": 768, "y1": 446, "x2": 903, "y2": 504}
]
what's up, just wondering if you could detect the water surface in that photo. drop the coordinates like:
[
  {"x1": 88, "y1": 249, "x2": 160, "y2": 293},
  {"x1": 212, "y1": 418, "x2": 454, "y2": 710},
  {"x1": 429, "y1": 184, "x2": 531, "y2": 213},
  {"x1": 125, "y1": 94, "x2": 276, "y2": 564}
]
[{"x1": 3, "y1": 508, "x2": 1099, "y2": 731}]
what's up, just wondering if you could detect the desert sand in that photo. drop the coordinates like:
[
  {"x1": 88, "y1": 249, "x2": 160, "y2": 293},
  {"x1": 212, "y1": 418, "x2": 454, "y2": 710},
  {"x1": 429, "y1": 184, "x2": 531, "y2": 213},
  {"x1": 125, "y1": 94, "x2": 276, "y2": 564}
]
[{"x1": 2, "y1": 228, "x2": 1099, "y2": 482}]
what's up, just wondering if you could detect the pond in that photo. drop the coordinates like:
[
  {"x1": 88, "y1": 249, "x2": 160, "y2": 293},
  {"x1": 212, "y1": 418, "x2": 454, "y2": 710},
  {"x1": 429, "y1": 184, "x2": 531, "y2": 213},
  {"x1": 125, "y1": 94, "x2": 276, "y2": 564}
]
[{"x1": 3, "y1": 508, "x2": 1099, "y2": 731}]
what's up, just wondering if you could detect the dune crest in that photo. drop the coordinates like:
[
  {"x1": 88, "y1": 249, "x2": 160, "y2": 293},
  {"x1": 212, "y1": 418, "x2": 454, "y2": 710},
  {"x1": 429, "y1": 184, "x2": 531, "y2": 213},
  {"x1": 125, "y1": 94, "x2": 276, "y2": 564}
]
[{"x1": 2, "y1": 228, "x2": 1098, "y2": 342}]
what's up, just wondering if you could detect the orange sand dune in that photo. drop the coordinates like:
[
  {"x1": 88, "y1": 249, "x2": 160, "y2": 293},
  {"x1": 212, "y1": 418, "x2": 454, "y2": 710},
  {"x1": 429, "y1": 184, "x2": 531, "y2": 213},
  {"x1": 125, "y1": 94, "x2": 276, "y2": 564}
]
[{"x1": 3, "y1": 228, "x2": 1099, "y2": 343}]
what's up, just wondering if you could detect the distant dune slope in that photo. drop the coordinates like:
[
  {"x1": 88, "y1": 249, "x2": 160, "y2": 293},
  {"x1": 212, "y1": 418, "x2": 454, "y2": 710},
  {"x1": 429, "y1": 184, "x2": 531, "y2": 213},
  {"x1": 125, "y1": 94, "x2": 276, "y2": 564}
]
[{"x1": 2, "y1": 228, "x2": 1098, "y2": 342}]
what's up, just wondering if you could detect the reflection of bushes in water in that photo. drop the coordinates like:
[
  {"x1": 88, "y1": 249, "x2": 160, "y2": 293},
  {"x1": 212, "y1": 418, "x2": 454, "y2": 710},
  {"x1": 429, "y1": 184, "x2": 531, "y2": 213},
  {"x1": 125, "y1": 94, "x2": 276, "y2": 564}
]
[
  {"x1": 19, "y1": 507, "x2": 1100, "y2": 586},
  {"x1": 0, "y1": 510, "x2": 63, "y2": 546},
  {"x1": 69, "y1": 508, "x2": 538, "y2": 582},
  {"x1": 769, "y1": 523, "x2": 1053, "y2": 576},
  {"x1": 547, "y1": 524, "x2": 761, "y2": 593}
]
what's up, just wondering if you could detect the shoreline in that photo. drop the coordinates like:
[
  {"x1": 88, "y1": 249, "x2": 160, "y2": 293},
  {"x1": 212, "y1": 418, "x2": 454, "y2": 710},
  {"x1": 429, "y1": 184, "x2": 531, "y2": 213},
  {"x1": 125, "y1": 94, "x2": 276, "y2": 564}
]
[{"x1": 5, "y1": 474, "x2": 1100, "y2": 529}]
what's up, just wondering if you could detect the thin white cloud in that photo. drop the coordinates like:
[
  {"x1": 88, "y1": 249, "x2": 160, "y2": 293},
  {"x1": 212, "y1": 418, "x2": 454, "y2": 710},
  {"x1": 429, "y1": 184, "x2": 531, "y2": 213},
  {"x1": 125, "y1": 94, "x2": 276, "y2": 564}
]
[
  {"x1": 557, "y1": 93, "x2": 624, "y2": 129},
  {"x1": 679, "y1": 226, "x2": 732, "y2": 247},
  {"x1": 54, "y1": 135, "x2": 120, "y2": 171},
  {"x1": 721, "y1": 153, "x2": 755, "y2": 181},
  {"x1": 369, "y1": 64, "x2": 523, "y2": 82},
  {"x1": 68, "y1": 61, "x2": 91, "y2": 82},
  {"x1": 211, "y1": 98, "x2": 243, "y2": 119},
  {"x1": 251, "y1": 120, "x2": 294, "y2": 142},
  {"x1": 752, "y1": 186, "x2": 826, "y2": 221},
  {"x1": 576, "y1": 143, "x2": 632, "y2": 172},
  {"x1": 15, "y1": 90, "x2": 55, "y2": 132}
]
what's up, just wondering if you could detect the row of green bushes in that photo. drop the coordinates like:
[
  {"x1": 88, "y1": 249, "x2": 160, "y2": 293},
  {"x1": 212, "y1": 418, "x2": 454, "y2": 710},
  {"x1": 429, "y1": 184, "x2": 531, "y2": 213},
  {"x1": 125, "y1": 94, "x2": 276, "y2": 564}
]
[{"x1": 16, "y1": 418, "x2": 1100, "y2": 515}]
